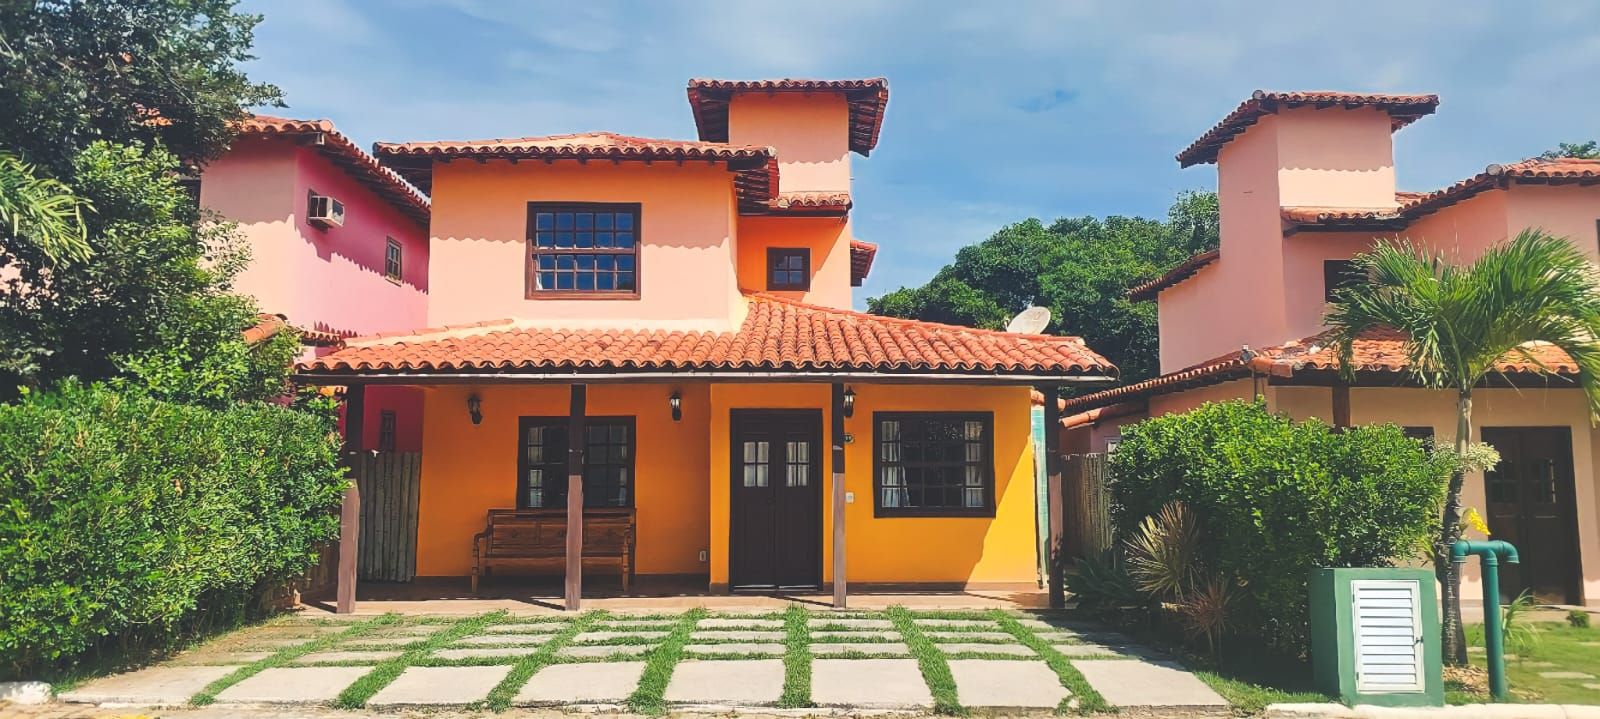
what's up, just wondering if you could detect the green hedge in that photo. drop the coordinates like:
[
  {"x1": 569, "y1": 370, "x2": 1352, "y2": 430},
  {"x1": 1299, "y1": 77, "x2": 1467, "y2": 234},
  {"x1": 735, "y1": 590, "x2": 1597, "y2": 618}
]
[
  {"x1": 0, "y1": 384, "x2": 345, "y2": 679},
  {"x1": 1108, "y1": 400, "x2": 1446, "y2": 655}
]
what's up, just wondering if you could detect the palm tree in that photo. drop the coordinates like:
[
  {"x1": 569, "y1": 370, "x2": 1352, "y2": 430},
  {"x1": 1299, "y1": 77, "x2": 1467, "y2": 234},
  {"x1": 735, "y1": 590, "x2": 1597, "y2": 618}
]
[
  {"x1": 0, "y1": 150, "x2": 93, "y2": 263},
  {"x1": 1325, "y1": 229, "x2": 1600, "y2": 665}
]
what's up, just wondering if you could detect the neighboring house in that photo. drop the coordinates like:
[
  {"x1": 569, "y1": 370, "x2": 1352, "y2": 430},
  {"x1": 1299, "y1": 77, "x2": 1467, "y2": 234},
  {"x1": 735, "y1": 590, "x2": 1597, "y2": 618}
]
[
  {"x1": 1063, "y1": 90, "x2": 1600, "y2": 608},
  {"x1": 295, "y1": 78, "x2": 1116, "y2": 610},
  {"x1": 205, "y1": 115, "x2": 431, "y2": 452}
]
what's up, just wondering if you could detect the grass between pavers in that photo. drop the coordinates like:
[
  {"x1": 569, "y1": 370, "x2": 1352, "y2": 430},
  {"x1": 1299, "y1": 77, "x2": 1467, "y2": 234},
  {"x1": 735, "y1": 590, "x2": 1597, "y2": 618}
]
[
  {"x1": 332, "y1": 610, "x2": 507, "y2": 709},
  {"x1": 1462, "y1": 622, "x2": 1600, "y2": 705},
  {"x1": 779, "y1": 604, "x2": 812, "y2": 708},
  {"x1": 992, "y1": 610, "x2": 1109, "y2": 715},
  {"x1": 888, "y1": 605, "x2": 964, "y2": 716},
  {"x1": 483, "y1": 610, "x2": 600, "y2": 710},
  {"x1": 189, "y1": 614, "x2": 399, "y2": 705},
  {"x1": 626, "y1": 607, "x2": 706, "y2": 714},
  {"x1": 1193, "y1": 669, "x2": 1327, "y2": 714}
]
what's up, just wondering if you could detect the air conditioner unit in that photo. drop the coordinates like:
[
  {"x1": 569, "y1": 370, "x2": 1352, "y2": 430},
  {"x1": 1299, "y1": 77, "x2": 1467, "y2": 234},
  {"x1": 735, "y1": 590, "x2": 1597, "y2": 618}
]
[{"x1": 307, "y1": 193, "x2": 345, "y2": 229}]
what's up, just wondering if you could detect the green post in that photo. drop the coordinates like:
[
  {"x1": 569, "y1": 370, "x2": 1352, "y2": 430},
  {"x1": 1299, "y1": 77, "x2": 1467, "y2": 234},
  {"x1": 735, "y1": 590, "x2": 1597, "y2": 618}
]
[{"x1": 1451, "y1": 539, "x2": 1520, "y2": 702}]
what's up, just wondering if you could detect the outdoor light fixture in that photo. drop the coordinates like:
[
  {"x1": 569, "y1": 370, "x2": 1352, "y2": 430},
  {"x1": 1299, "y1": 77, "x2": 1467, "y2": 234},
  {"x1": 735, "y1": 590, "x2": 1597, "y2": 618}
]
[
  {"x1": 669, "y1": 391, "x2": 682, "y2": 421},
  {"x1": 466, "y1": 394, "x2": 482, "y2": 425},
  {"x1": 841, "y1": 386, "x2": 856, "y2": 418}
]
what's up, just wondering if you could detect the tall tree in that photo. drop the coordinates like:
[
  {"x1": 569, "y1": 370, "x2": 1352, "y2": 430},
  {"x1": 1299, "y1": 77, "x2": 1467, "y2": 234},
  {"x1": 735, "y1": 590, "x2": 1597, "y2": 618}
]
[
  {"x1": 1540, "y1": 141, "x2": 1599, "y2": 160},
  {"x1": 1325, "y1": 230, "x2": 1600, "y2": 665},
  {"x1": 868, "y1": 191, "x2": 1219, "y2": 385}
]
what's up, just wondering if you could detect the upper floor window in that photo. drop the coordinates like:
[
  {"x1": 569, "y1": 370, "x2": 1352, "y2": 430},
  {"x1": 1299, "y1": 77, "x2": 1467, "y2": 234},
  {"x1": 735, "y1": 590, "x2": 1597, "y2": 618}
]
[
  {"x1": 874, "y1": 412, "x2": 995, "y2": 518},
  {"x1": 1323, "y1": 259, "x2": 1362, "y2": 303},
  {"x1": 767, "y1": 248, "x2": 811, "y2": 291},
  {"x1": 527, "y1": 203, "x2": 640, "y2": 298},
  {"x1": 384, "y1": 238, "x2": 403, "y2": 283}
]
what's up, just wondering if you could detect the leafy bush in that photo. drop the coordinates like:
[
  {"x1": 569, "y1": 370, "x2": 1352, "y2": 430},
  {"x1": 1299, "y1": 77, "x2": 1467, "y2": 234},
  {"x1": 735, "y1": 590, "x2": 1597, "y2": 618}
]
[
  {"x1": 0, "y1": 383, "x2": 344, "y2": 679},
  {"x1": 1108, "y1": 400, "x2": 1447, "y2": 655},
  {"x1": 1569, "y1": 610, "x2": 1591, "y2": 629}
]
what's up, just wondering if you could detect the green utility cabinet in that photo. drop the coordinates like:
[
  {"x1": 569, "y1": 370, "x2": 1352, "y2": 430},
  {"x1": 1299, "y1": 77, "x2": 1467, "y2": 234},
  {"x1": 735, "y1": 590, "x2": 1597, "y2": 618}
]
[{"x1": 1309, "y1": 568, "x2": 1444, "y2": 707}]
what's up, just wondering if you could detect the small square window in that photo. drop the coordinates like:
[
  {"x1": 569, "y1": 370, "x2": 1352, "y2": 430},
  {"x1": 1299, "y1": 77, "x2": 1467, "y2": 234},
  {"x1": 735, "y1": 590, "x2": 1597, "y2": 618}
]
[
  {"x1": 377, "y1": 410, "x2": 398, "y2": 451},
  {"x1": 384, "y1": 238, "x2": 403, "y2": 283},
  {"x1": 767, "y1": 248, "x2": 811, "y2": 291}
]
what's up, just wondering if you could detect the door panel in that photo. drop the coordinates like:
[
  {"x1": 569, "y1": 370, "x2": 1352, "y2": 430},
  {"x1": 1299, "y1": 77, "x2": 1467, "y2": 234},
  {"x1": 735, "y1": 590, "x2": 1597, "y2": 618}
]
[
  {"x1": 1481, "y1": 427, "x2": 1581, "y2": 604},
  {"x1": 730, "y1": 410, "x2": 822, "y2": 591}
]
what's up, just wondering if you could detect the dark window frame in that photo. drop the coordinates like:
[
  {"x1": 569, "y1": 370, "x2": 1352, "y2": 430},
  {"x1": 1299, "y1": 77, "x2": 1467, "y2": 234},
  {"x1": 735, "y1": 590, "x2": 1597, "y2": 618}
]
[
  {"x1": 384, "y1": 237, "x2": 403, "y2": 284},
  {"x1": 377, "y1": 410, "x2": 398, "y2": 451},
  {"x1": 516, "y1": 415, "x2": 637, "y2": 510},
  {"x1": 1324, "y1": 258, "x2": 1361, "y2": 303},
  {"x1": 525, "y1": 202, "x2": 642, "y2": 299},
  {"x1": 872, "y1": 411, "x2": 996, "y2": 518},
  {"x1": 766, "y1": 247, "x2": 811, "y2": 291}
]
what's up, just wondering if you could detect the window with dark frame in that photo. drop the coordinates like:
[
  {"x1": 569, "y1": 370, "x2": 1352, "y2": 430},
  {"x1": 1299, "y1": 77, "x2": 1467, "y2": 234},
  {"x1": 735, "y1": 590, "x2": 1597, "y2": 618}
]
[
  {"x1": 767, "y1": 247, "x2": 811, "y2": 291},
  {"x1": 384, "y1": 238, "x2": 403, "y2": 283},
  {"x1": 1324, "y1": 259, "x2": 1362, "y2": 303},
  {"x1": 526, "y1": 203, "x2": 640, "y2": 297},
  {"x1": 377, "y1": 410, "x2": 398, "y2": 451},
  {"x1": 873, "y1": 412, "x2": 995, "y2": 517},
  {"x1": 517, "y1": 417, "x2": 635, "y2": 509}
]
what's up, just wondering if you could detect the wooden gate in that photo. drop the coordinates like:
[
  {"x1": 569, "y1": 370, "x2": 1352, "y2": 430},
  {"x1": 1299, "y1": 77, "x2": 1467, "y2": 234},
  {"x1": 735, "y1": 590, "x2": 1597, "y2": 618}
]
[
  {"x1": 356, "y1": 451, "x2": 422, "y2": 582},
  {"x1": 1063, "y1": 453, "x2": 1113, "y2": 559}
]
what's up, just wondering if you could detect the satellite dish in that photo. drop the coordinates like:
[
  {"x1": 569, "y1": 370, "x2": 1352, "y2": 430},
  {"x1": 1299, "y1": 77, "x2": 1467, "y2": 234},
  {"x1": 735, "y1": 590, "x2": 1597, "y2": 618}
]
[{"x1": 1006, "y1": 306, "x2": 1052, "y2": 334}]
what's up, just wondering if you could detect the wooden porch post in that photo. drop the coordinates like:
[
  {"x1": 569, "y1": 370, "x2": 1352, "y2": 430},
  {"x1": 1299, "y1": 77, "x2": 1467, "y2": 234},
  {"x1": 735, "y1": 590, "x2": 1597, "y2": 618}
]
[
  {"x1": 337, "y1": 384, "x2": 366, "y2": 614},
  {"x1": 565, "y1": 383, "x2": 587, "y2": 611},
  {"x1": 831, "y1": 383, "x2": 848, "y2": 608},
  {"x1": 1041, "y1": 384, "x2": 1065, "y2": 609}
]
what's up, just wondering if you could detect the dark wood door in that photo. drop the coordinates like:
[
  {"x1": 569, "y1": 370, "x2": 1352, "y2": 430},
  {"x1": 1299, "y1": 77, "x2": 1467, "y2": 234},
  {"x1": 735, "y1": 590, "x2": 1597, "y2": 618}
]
[
  {"x1": 1481, "y1": 427, "x2": 1582, "y2": 604},
  {"x1": 730, "y1": 410, "x2": 823, "y2": 591}
]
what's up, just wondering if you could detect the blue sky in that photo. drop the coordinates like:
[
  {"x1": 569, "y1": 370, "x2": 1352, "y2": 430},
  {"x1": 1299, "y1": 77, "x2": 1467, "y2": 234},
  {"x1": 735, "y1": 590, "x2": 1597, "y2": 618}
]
[{"x1": 240, "y1": 0, "x2": 1600, "y2": 303}]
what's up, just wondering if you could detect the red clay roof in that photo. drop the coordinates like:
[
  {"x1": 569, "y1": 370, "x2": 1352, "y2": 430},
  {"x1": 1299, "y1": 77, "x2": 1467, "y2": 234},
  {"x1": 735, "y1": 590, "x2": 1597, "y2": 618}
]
[
  {"x1": 1062, "y1": 326, "x2": 1579, "y2": 413},
  {"x1": 687, "y1": 78, "x2": 889, "y2": 156},
  {"x1": 1126, "y1": 249, "x2": 1219, "y2": 301},
  {"x1": 372, "y1": 132, "x2": 779, "y2": 211},
  {"x1": 767, "y1": 191, "x2": 852, "y2": 216},
  {"x1": 242, "y1": 313, "x2": 348, "y2": 348},
  {"x1": 850, "y1": 239, "x2": 877, "y2": 286},
  {"x1": 1177, "y1": 91, "x2": 1439, "y2": 168},
  {"x1": 238, "y1": 115, "x2": 430, "y2": 227},
  {"x1": 298, "y1": 293, "x2": 1115, "y2": 380}
]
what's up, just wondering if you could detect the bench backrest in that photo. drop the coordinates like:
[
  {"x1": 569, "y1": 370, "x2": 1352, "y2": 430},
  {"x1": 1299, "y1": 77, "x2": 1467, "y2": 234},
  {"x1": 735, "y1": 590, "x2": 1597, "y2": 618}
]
[{"x1": 483, "y1": 509, "x2": 634, "y2": 557}]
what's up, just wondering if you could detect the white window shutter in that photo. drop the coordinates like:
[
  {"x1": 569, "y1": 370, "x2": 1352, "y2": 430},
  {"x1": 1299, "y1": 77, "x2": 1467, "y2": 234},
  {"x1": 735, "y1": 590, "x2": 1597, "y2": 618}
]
[{"x1": 1351, "y1": 579, "x2": 1425, "y2": 693}]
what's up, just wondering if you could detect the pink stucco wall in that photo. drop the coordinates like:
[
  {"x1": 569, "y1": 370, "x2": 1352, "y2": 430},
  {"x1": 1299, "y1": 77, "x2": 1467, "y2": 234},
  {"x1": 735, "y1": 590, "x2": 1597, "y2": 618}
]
[
  {"x1": 1274, "y1": 107, "x2": 1399, "y2": 209},
  {"x1": 726, "y1": 93, "x2": 851, "y2": 195}
]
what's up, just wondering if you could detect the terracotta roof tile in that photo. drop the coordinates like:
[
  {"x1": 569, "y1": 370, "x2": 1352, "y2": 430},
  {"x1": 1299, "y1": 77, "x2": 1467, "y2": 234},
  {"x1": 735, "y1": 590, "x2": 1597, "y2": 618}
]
[
  {"x1": 238, "y1": 116, "x2": 430, "y2": 227},
  {"x1": 766, "y1": 191, "x2": 852, "y2": 215},
  {"x1": 849, "y1": 239, "x2": 877, "y2": 286},
  {"x1": 299, "y1": 294, "x2": 1115, "y2": 380},
  {"x1": 1127, "y1": 249, "x2": 1219, "y2": 301},
  {"x1": 1177, "y1": 90, "x2": 1438, "y2": 168},
  {"x1": 687, "y1": 78, "x2": 889, "y2": 156},
  {"x1": 242, "y1": 313, "x2": 351, "y2": 348}
]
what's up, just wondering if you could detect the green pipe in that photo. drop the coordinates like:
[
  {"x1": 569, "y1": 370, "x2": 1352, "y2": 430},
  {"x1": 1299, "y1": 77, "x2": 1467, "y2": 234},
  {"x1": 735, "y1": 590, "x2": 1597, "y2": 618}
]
[{"x1": 1452, "y1": 540, "x2": 1519, "y2": 700}]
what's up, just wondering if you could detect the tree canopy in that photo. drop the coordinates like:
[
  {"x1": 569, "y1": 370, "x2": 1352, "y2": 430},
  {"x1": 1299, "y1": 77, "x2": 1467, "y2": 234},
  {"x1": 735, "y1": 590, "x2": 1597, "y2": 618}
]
[
  {"x1": 1541, "y1": 141, "x2": 1599, "y2": 160},
  {"x1": 867, "y1": 191, "x2": 1219, "y2": 384}
]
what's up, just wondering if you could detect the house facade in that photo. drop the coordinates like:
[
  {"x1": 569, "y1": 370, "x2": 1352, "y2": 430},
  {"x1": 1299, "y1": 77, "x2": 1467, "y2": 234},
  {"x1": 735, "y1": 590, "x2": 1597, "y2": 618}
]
[
  {"x1": 295, "y1": 78, "x2": 1114, "y2": 610},
  {"x1": 203, "y1": 116, "x2": 431, "y2": 451},
  {"x1": 1063, "y1": 91, "x2": 1600, "y2": 609}
]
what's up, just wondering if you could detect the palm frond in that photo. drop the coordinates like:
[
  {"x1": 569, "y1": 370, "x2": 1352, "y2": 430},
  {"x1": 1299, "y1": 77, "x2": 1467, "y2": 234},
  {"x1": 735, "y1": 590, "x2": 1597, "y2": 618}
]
[{"x1": 0, "y1": 151, "x2": 94, "y2": 263}]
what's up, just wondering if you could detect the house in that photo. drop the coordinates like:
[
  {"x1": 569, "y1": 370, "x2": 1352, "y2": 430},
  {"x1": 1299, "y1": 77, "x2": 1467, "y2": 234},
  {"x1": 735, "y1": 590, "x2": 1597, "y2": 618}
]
[
  {"x1": 203, "y1": 115, "x2": 431, "y2": 452},
  {"x1": 1062, "y1": 90, "x2": 1600, "y2": 609},
  {"x1": 293, "y1": 78, "x2": 1116, "y2": 611}
]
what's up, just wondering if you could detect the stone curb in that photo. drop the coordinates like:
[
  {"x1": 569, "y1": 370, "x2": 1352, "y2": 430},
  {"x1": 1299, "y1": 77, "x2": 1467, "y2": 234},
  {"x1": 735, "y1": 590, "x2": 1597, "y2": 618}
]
[{"x1": 1267, "y1": 702, "x2": 1600, "y2": 719}]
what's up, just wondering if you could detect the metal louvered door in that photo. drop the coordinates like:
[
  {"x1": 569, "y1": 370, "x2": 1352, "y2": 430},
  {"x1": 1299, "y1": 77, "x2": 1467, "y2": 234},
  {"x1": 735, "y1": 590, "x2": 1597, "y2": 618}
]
[{"x1": 1351, "y1": 579, "x2": 1425, "y2": 694}]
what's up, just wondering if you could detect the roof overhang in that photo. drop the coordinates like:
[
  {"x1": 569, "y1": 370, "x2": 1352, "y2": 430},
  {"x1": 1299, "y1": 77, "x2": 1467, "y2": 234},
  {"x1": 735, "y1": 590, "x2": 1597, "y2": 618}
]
[
  {"x1": 687, "y1": 78, "x2": 889, "y2": 156},
  {"x1": 1176, "y1": 90, "x2": 1439, "y2": 168}
]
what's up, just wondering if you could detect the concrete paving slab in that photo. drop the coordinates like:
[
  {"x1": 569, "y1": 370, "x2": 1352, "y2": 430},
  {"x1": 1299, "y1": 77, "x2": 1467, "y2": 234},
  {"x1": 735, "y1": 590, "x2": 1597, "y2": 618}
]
[
  {"x1": 684, "y1": 642, "x2": 784, "y2": 656},
  {"x1": 924, "y1": 631, "x2": 1016, "y2": 642},
  {"x1": 1540, "y1": 672, "x2": 1596, "y2": 679},
  {"x1": 292, "y1": 650, "x2": 403, "y2": 664},
  {"x1": 214, "y1": 666, "x2": 371, "y2": 704},
  {"x1": 453, "y1": 633, "x2": 550, "y2": 646},
  {"x1": 432, "y1": 647, "x2": 540, "y2": 661},
  {"x1": 517, "y1": 661, "x2": 646, "y2": 704},
  {"x1": 811, "y1": 642, "x2": 910, "y2": 657},
  {"x1": 914, "y1": 619, "x2": 1000, "y2": 629},
  {"x1": 483, "y1": 622, "x2": 563, "y2": 634},
  {"x1": 574, "y1": 631, "x2": 669, "y2": 642},
  {"x1": 690, "y1": 630, "x2": 785, "y2": 642},
  {"x1": 1052, "y1": 644, "x2": 1124, "y2": 657},
  {"x1": 699, "y1": 617, "x2": 785, "y2": 630},
  {"x1": 812, "y1": 630, "x2": 902, "y2": 642},
  {"x1": 665, "y1": 659, "x2": 785, "y2": 705},
  {"x1": 597, "y1": 620, "x2": 677, "y2": 631},
  {"x1": 241, "y1": 637, "x2": 315, "y2": 649},
  {"x1": 1017, "y1": 617, "x2": 1100, "y2": 632},
  {"x1": 177, "y1": 651, "x2": 273, "y2": 665},
  {"x1": 1074, "y1": 659, "x2": 1228, "y2": 707},
  {"x1": 937, "y1": 642, "x2": 1036, "y2": 656},
  {"x1": 369, "y1": 665, "x2": 511, "y2": 706},
  {"x1": 812, "y1": 658, "x2": 933, "y2": 709},
  {"x1": 1585, "y1": 683, "x2": 1600, "y2": 690},
  {"x1": 809, "y1": 618, "x2": 894, "y2": 630},
  {"x1": 949, "y1": 659, "x2": 1069, "y2": 708},
  {"x1": 558, "y1": 643, "x2": 652, "y2": 659},
  {"x1": 1035, "y1": 632, "x2": 1086, "y2": 643},
  {"x1": 61, "y1": 665, "x2": 236, "y2": 705}
]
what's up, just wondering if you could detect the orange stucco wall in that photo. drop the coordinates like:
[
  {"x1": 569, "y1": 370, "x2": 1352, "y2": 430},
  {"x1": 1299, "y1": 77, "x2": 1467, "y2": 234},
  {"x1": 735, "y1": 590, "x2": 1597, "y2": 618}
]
[
  {"x1": 734, "y1": 215, "x2": 853, "y2": 308},
  {"x1": 727, "y1": 93, "x2": 851, "y2": 195}
]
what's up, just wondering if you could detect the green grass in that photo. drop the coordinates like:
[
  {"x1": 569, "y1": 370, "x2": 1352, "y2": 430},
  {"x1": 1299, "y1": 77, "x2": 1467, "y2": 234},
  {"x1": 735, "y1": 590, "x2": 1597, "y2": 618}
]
[
  {"x1": 1193, "y1": 669, "x2": 1328, "y2": 714},
  {"x1": 484, "y1": 611, "x2": 598, "y2": 710},
  {"x1": 779, "y1": 604, "x2": 813, "y2": 707},
  {"x1": 626, "y1": 606, "x2": 705, "y2": 714},
  {"x1": 333, "y1": 611, "x2": 505, "y2": 709},
  {"x1": 991, "y1": 610, "x2": 1109, "y2": 715},
  {"x1": 190, "y1": 614, "x2": 398, "y2": 705},
  {"x1": 1463, "y1": 621, "x2": 1600, "y2": 704},
  {"x1": 888, "y1": 605, "x2": 963, "y2": 715}
]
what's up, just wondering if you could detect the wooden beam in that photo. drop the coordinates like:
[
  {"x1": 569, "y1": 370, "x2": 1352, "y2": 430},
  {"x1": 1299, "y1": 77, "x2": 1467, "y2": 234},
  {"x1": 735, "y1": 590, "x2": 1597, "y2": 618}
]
[
  {"x1": 1041, "y1": 385, "x2": 1065, "y2": 609},
  {"x1": 336, "y1": 384, "x2": 366, "y2": 614},
  {"x1": 565, "y1": 384, "x2": 587, "y2": 611},
  {"x1": 831, "y1": 383, "x2": 848, "y2": 608},
  {"x1": 1332, "y1": 382, "x2": 1352, "y2": 429}
]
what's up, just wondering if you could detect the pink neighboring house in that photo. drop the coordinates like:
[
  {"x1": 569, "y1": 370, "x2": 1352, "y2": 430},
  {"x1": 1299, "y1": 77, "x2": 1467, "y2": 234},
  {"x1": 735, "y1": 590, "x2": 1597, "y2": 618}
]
[
  {"x1": 201, "y1": 115, "x2": 430, "y2": 451},
  {"x1": 1063, "y1": 91, "x2": 1600, "y2": 609}
]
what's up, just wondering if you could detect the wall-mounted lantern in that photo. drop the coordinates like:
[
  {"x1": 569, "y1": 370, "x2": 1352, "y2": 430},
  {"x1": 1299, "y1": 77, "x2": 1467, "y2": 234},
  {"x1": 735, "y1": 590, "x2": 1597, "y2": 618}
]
[
  {"x1": 841, "y1": 386, "x2": 856, "y2": 418},
  {"x1": 669, "y1": 391, "x2": 682, "y2": 422},
  {"x1": 467, "y1": 394, "x2": 483, "y2": 425}
]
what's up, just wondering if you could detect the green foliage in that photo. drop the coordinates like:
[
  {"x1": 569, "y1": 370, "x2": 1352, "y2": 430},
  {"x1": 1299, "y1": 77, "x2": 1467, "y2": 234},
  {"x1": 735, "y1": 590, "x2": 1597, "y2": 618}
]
[
  {"x1": 1125, "y1": 501, "x2": 1202, "y2": 600},
  {"x1": 0, "y1": 0, "x2": 282, "y2": 175},
  {"x1": 0, "y1": 151, "x2": 93, "y2": 264},
  {"x1": 0, "y1": 383, "x2": 345, "y2": 679},
  {"x1": 1541, "y1": 141, "x2": 1600, "y2": 160},
  {"x1": 1063, "y1": 550, "x2": 1144, "y2": 612},
  {"x1": 867, "y1": 191, "x2": 1218, "y2": 384},
  {"x1": 1108, "y1": 400, "x2": 1449, "y2": 654},
  {"x1": 1569, "y1": 610, "x2": 1592, "y2": 629},
  {"x1": 1501, "y1": 590, "x2": 1542, "y2": 657}
]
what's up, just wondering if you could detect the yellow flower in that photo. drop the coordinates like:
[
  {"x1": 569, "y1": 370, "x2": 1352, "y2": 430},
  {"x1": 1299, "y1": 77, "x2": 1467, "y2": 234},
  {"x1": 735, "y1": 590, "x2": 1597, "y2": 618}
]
[{"x1": 1462, "y1": 507, "x2": 1492, "y2": 538}]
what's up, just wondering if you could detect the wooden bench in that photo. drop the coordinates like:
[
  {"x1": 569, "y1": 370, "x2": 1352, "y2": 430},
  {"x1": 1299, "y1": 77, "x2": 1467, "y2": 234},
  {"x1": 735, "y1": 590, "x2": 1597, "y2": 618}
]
[{"x1": 471, "y1": 508, "x2": 635, "y2": 593}]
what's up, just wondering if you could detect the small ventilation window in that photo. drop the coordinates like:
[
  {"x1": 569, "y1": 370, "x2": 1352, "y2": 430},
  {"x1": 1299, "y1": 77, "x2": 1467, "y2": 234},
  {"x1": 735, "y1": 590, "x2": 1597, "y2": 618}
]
[
  {"x1": 385, "y1": 238, "x2": 403, "y2": 283},
  {"x1": 768, "y1": 248, "x2": 810, "y2": 291}
]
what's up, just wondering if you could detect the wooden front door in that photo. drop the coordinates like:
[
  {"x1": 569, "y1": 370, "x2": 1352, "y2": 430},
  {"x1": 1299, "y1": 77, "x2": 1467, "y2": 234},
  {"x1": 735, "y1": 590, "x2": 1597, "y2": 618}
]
[
  {"x1": 730, "y1": 410, "x2": 823, "y2": 591},
  {"x1": 1481, "y1": 427, "x2": 1583, "y2": 604}
]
